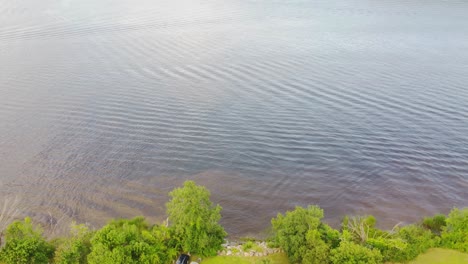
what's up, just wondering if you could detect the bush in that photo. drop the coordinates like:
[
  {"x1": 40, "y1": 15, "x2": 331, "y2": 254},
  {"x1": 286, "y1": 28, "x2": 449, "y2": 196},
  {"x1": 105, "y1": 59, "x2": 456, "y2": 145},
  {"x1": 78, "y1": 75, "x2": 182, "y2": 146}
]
[
  {"x1": 366, "y1": 236, "x2": 406, "y2": 262},
  {"x1": 320, "y1": 223, "x2": 341, "y2": 249},
  {"x1": 54, "y1": 223, "x2": 93, "y2": 264},
  {"x1": 302, "y1": 230, "x2": 331, "y2": 264},
  {"x1": 342, "y1": 215, "x2": 387, "y2": 245},
  {"x1": 441, "y1": 208, "x2": 468, "y2": 252},
  {"x1": 166, "y1": 180, "x2": 226, "y2": 257},
  {"x1": 330, "y1": 240, "x2": 383, "y2": 264},
  {"x1": 0, "y1": 217, "x2": 54, "y2": 264},
  {"x1": 242, "y1": 241, "x2": 254, "y2": 251},
  {"x1": 271, "y1": 205, "x2": 331, "y2": 264},
  {"x1": 342, "y1": 214, "x2": 430, "y2": 263},
  {"x1": 389, "y1": 224, "x2": 438, "y2": 262},
  {"x1": 342, "y1": 214, "x2": 440, "y2": 262},
  {"x1": 422, "y1": 214, "x2": 446, "y2": 235},
  {"x1": 87, "y1": 217, "x2": 175, "y2": 264}
]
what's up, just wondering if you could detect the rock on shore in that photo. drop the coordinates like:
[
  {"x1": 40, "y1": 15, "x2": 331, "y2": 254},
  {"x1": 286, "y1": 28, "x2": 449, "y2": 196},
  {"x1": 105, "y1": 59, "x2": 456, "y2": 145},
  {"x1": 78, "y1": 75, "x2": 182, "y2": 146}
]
[{"x1": 218, "y1": 240, "x2": 282, "y2": 257}]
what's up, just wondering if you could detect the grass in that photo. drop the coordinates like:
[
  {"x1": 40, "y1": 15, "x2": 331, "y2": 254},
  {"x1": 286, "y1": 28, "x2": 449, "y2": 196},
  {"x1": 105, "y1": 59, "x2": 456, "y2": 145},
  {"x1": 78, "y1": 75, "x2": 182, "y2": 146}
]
[
  {"x1": 407, "y1": 248, "x2": 468, "y2": 264},
  {"x1": 202, "y1": 248, "x2": 468, "y2": 264},
  {"x1": 201, "y1": 252, "x2": 289, "y2": 264},
  {"x1": 241, "y1": 241, "x2": 264, "y2": 253}
]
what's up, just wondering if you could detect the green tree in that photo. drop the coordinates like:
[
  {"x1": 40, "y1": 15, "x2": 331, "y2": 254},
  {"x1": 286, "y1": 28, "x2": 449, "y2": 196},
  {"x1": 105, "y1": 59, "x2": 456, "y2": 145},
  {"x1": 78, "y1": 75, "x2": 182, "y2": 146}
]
[
  {"x1": 441, "y1": 208, "x2": 468, "y2": 252},
  {"x1": 377, "y1": 224, "x2": 437, "y2": 262},
  {"x1": 330, "y1": 239, "x2": 383, "y2": 264},
  {"x1": 342, "y1": 215, "x2": 406, "y2": 262},
  {"x1": 0, "y1": 217, "x2": 54, "y2": 264},
  {"x1": 271, "y1": 205, "x2": 333, "y2": 264},
  {"x1": 54, "y1": 223, "x2": 93, "y2": 264},
  {"x1": 166, "y1": 180, "x2": 226, "y2": 257},
  {"x1": 321, "y1": 223, "x2": 341, "y2": 249},
  {"x1": 87, "y1": 217, "x2": 175, "y2": 264}
]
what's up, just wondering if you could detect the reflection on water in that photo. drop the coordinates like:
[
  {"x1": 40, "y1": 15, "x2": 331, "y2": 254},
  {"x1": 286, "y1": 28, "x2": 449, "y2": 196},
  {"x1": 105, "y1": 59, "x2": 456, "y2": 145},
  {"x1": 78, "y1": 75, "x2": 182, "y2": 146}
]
[{"x1": 1, "y1": 0, "x2": 468, "y2": 236}]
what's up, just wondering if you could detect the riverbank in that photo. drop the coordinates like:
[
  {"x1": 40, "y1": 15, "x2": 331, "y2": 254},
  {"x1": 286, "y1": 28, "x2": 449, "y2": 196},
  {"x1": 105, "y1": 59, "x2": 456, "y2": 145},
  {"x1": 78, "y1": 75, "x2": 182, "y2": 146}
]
[
  {"x1": 1, "y1": 181, "x2": 467, "y2": 264},
  {"x1": 200, "y1": 248, "x2": 468, "y2": 264}
]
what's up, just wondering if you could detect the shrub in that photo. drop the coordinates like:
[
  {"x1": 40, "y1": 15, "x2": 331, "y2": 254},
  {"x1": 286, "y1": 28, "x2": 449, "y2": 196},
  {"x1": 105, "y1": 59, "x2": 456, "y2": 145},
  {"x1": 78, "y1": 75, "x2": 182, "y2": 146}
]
[
  {"x1": 54, "y1": 223, "x2": 93, "y2": 264},
  {"x1": 422, "y1": 214, "x2": 446, "y2": 235},
  {"x1": 242, "y1": 241, "x2": 254, "y2": 251},
  {"x1": 232, "y1": 247, "x2": 240, "y2": 254},
  {"x1": 441, "y1": 208, "x2": 468, "y2": 252},
  {"x1": 166, "y1": 180, "x2": 226, "y2": 257},
  {"x1": 87, "y1": 217, "x2": 175, "y2": 264},
  {"x1": 330, "y1": 240, "x2": 383, "y2": 264},
  {"x1": 271, "y1": 205, "x2": 331, "y2": 264},
  {"x1": 366, "y1": 236, "x2": 406, "y2": 262},
  {"x1": 343, "y1": 214, "x2": 440, "y2": 262},
  {"x1": 320, "y1": 223, "x2": 341, "y2": 249},
  {"x1": 386, "y1": 224, "x2": 438, "y2": 262},
  {"x1": 343, "y1": 215, "x2": 387, "y2": 245},
  {"x1": 0, "y1": 217, "x2": 54, "y2": 264},
  {"x1": 302, "y1": 230, "x2": 331, "y2": 264}
]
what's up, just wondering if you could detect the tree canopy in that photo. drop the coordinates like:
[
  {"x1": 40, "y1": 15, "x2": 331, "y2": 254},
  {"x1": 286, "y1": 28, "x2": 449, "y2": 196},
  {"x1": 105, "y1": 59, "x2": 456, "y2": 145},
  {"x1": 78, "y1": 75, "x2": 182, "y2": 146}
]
[
  {"x1": 166, "y1": 180, "x2": 226, "y2": 256},
  {"x1": 87, "y1": 217, "x2": 175, "y2": 264},
  {"x1": 271, "y1": 205, "x2": 337, "y2": 264},
  {"x1": 0, "y1": 182, "x2": 468, "y2": 264},
  {"x1": 0, "y1": 217, "x2": 54, "y2": 264}
]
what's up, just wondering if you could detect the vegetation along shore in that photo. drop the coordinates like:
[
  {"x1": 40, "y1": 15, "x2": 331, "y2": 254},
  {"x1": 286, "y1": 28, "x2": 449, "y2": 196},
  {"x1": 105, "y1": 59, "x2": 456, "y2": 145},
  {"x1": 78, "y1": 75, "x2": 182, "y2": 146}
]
[{"x1": 0, "y1": 180, "x2": 467, "y2": 264}]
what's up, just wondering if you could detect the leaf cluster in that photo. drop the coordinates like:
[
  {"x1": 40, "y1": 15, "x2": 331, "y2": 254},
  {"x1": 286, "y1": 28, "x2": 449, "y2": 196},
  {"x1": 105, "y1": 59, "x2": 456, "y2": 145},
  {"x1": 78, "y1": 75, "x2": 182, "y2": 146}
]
[
  {"x1": 271, "y1": 205, "x2": 336, "y2": 264},
  {"x1": 0, "y1": 217, "x2": 54, "y2": 264},
  {"x1": 271, "y1": 206, "x2": 468, "y2": 264},
  {"x1": 441, "y1": 208, "x2": 468, "y2": 252},
  {"x1": 166, "y1": 180, "x2": 226, "y2": 257}
]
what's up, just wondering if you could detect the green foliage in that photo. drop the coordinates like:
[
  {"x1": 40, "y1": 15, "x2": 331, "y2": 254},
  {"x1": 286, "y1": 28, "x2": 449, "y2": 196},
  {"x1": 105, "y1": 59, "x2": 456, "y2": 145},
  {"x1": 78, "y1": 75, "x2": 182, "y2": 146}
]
[
  {"x1": 382, "y1": 224, "x2": 438, "y2": 262},
  {"x1": 320, "y1": 223, "x2": 341, "y2": 249},
  {"x1": 87, "y1": 217, "x2": 175, "y2": 264},
  {"x1": 441, "y1": 208, "x2": 468, "y2": 252},
  {"x1": 422, "y1": 214, "x2": 446, "y2": 235},
  {"x1": 0, "y1": 217, "x2": 54, "y2": 264},
  {"x1": 342, "y1": 214, "x2": 439, "y2": 263},
  {"x1": 330, "y1": 241, "x2": 383, "y2": 264},
  {"x1": 366, "y1": 236, "x2": 406, "y2": 262},
  {"x1": 232, "y1": 247, "x2": 240, "y2": 254},
  {"x1": 342, "y1": 215, "x2": 412, "y2": 262},
  {"x1": 271, "y1": 205, "x2": 331, "y2": 264},
  {"x1": 166, "y1": 180, "x2": 226, "y2": 257},
  {"x1": 302, "y1": 230, "x2": 330, "y2": 264},
  {"x1": 1, "y1": 184, "x2": 467, "y2": 264},
  {"x1": 242, "y1": 241, "x2": 254, "y2": 251},
  {"x1": 344, "y1": 215, "x2": 386, "y2": 245},
  {"x1": 54, "y1": 223, "x2": 93, "y2": 264}
]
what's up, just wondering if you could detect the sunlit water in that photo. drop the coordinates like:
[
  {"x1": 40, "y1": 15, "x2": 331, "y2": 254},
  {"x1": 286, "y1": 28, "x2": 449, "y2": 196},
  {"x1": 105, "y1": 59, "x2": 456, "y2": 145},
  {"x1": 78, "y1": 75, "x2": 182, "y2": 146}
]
[{"x1": 1, "y1": 0, "x2": 468, "y2": 237}]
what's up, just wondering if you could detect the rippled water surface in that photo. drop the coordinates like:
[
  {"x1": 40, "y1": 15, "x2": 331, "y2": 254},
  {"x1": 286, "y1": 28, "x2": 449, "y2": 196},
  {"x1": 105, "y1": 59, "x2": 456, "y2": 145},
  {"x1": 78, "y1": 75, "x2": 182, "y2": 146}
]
[{"x1": 1, "y1": 0, "x2": 468, "y2": 236}]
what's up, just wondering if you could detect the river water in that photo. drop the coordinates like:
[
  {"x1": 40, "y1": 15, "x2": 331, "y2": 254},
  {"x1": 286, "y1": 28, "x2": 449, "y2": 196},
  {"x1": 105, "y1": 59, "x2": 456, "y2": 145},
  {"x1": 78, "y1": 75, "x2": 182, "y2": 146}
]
[{"x1": 1, "y1": 0, "x2": 468, "y2": 236}]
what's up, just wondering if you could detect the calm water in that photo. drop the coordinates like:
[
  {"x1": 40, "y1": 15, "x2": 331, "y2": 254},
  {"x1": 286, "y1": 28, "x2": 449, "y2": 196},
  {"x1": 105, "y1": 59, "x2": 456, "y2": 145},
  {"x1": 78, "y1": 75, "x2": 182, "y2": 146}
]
[{"x1": 1, "y1": 0, "x2": 468, "y2": 236}]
